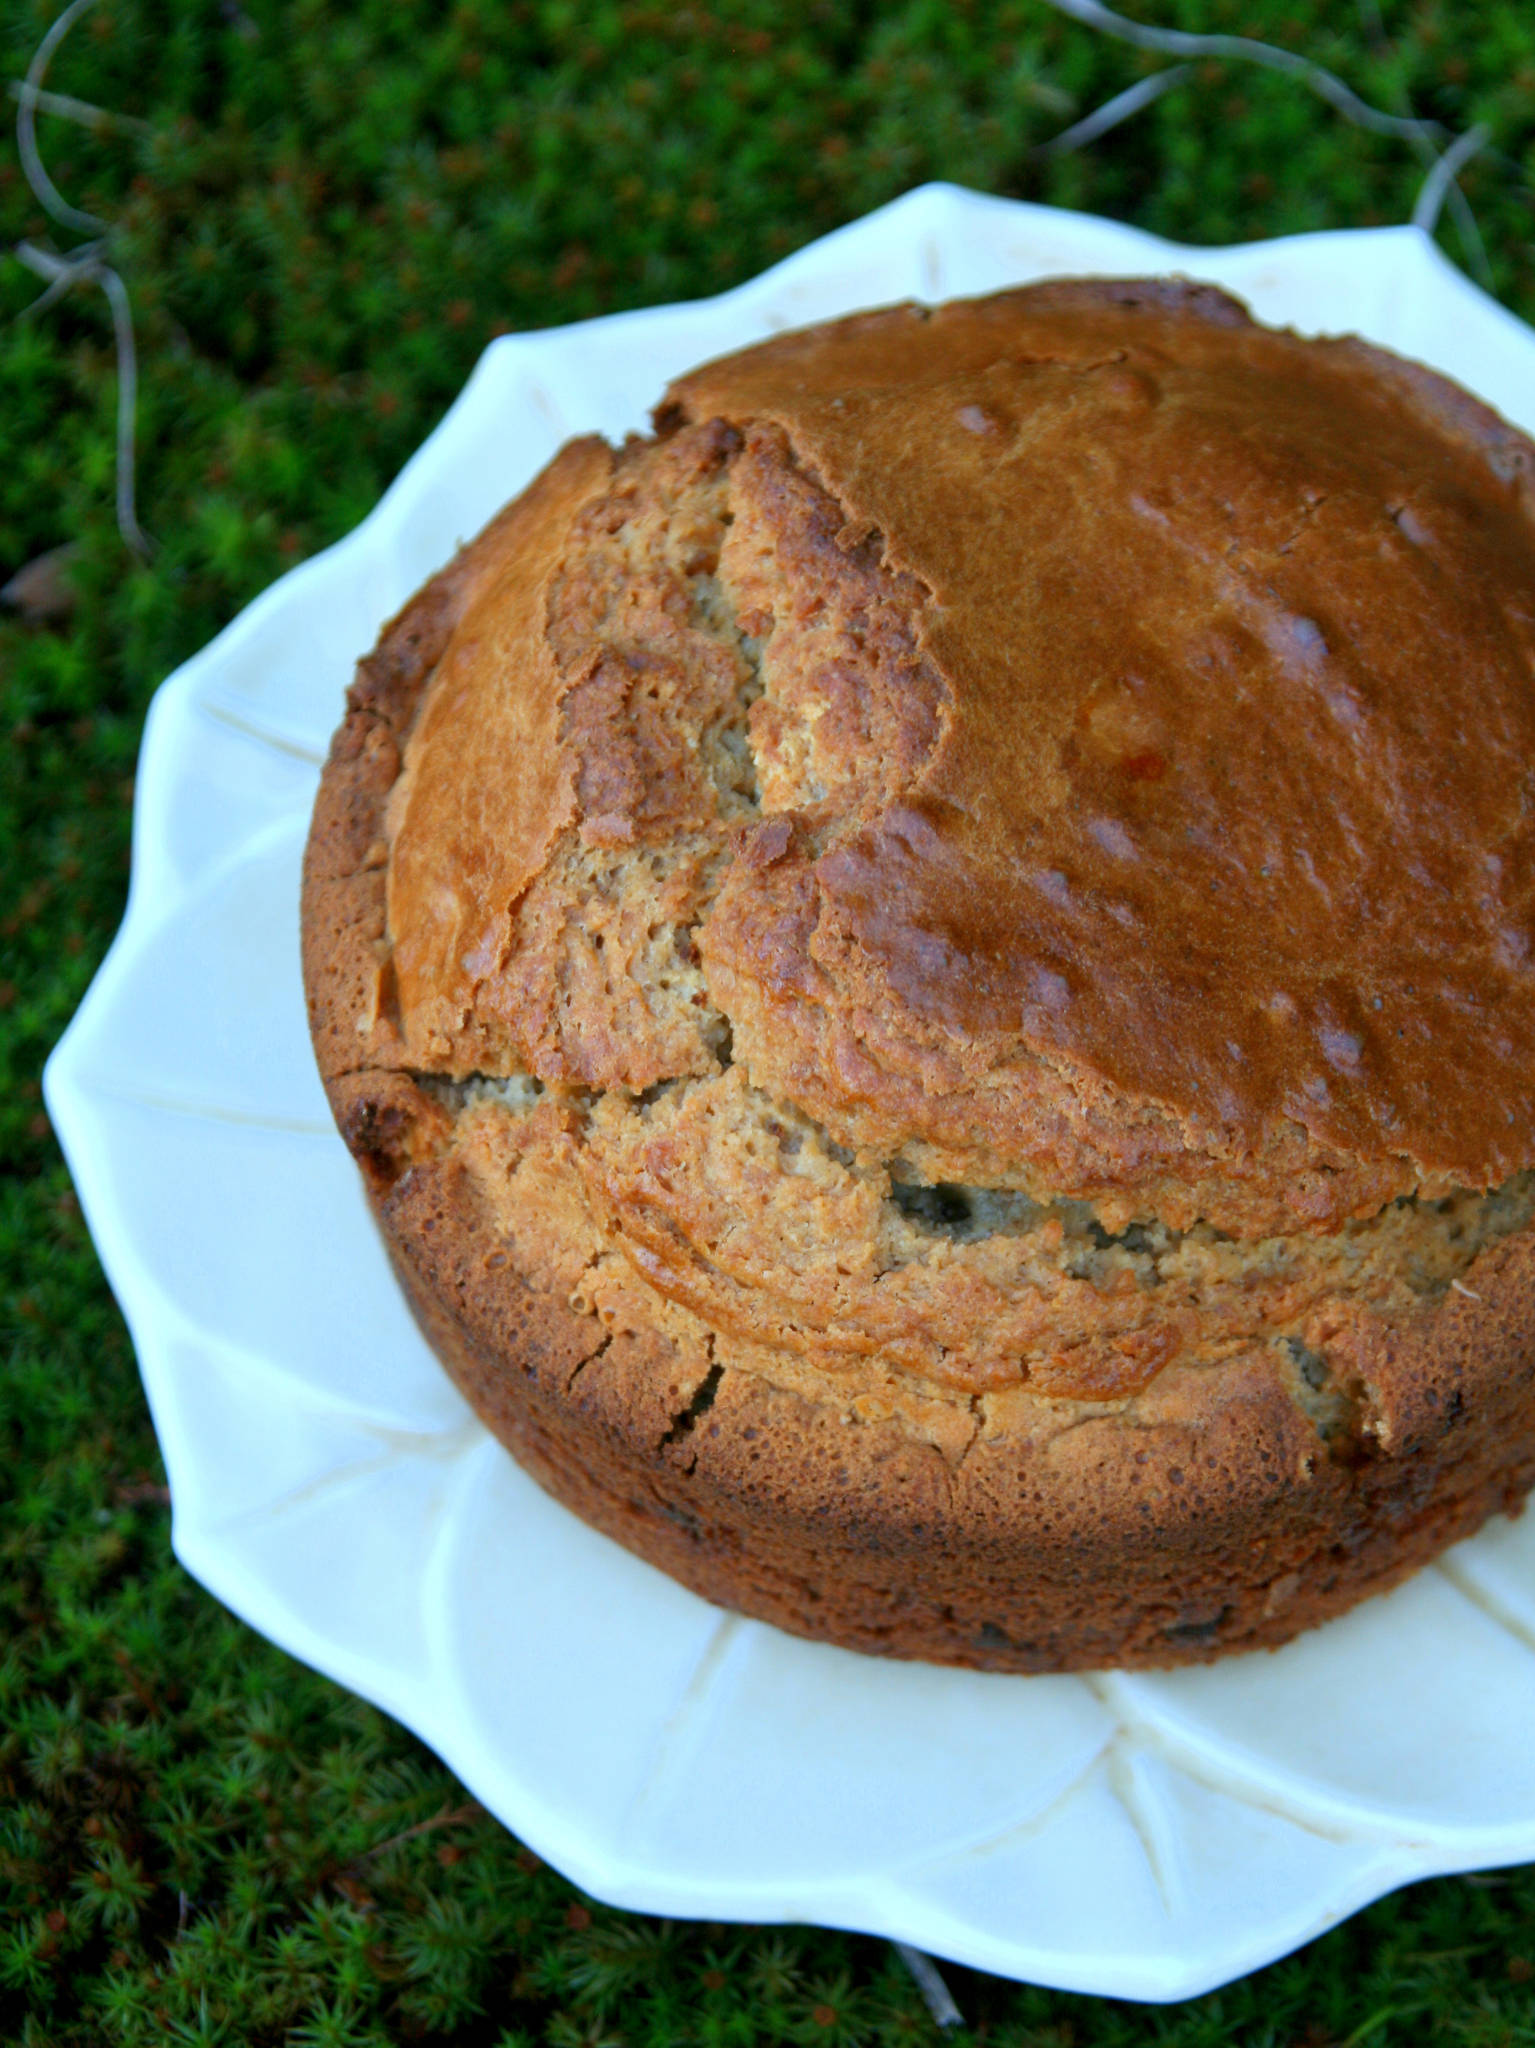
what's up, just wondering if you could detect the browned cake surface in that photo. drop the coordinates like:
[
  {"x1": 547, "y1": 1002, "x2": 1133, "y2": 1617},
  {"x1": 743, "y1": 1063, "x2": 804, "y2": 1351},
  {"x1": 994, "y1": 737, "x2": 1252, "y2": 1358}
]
[{"x1": 303, "y1": 279, "x2": 1535, "y2": 1669}]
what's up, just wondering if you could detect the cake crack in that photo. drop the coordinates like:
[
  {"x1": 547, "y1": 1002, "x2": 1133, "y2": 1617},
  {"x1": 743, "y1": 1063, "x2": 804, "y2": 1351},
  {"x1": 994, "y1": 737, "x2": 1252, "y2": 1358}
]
[
  {"x1": 658, "y1": 1356, "x2": 725, "y2": 1457},
  {"x1": 430, "y1": 1059, "x2": 1535, "y2": 1410}
]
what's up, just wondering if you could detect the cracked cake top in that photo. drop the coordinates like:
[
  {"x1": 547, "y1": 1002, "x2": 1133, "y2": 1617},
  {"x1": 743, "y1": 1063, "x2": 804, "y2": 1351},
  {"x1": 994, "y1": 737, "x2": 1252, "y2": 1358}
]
[{"x1": 361, "y1": 279, "x2": 1535, "y2": 1246}]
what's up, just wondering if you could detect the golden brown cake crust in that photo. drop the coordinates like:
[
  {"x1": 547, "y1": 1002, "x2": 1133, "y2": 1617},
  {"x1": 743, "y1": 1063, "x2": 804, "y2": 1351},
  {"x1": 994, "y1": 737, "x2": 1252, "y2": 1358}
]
[
  {"x1": 302, "y1": 280, "x2": 1535, "y2": 1670},
  {"x1": 668, "y1": 282, "x2": 1535, "y2": 1230}
]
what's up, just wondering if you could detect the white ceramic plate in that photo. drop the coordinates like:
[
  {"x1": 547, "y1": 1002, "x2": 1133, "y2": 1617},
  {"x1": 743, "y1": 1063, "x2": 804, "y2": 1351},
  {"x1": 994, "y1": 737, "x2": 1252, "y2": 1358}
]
[{"x1": 45, "y1": 185, "x2": 1535, "y2": 2002}]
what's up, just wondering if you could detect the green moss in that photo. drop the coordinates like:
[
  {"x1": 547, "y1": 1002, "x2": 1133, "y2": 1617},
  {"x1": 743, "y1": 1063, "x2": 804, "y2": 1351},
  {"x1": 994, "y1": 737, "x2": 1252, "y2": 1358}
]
[{"x1": 5, "y1": 1, "x2": 1535, "y2": 2039}]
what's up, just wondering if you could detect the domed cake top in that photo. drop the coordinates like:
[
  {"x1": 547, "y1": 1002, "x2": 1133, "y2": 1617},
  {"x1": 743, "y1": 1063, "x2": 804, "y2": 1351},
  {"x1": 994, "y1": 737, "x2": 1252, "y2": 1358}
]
[{"x1": 383, "y1": 281, "x2": 1535, "y2": 1236}]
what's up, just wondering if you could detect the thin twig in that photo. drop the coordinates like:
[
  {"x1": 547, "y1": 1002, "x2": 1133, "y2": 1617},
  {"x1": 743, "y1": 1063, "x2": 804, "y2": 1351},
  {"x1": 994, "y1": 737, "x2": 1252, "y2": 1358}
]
[
  {"x1": 893, "y1": 1943, "x2": 965, "y2": 2030},
  {"x1": 1438, "y1": 171, "x2": 1494, "y2": 289},
  {"x1": 6, "y1": 78, "x2": 151, "y2": 135},
  {"x1": 16, "y1": 0, "x2": 107, "y2": 234},
  {"x1": 355, "y1": 1799, "x2": 486, "y2": 1864},
  {"x1": 1039, "y1": 0, "x2": 1443, "y2": 143},
  {"x1": 1337, "y1": 0, "x2": 1495, "y2": 287},
  {"x1": 1035, "y1": 65, "x2": 1193, "y2": 158},
  {"x1": 1413, "y1": 121, "x2": 1492, "y2": 235},
  {"x1": 11, "y1": 0, "x2": 154, "y2": 559},
  {"x1": 96, "y1": 260, "x2": 150, "y2": 555},
  {"x1": 1403, "y1": 123, "x2": 1493, "y2": 288},
  {"x1": 1037, "y1": 0, "x2": 1496, "y2": 287},
  {"x1": 15, "y1": 239, "x2": 153, "y2": 557},
  {"x1": 14, "y1": 232, "x2": 101, "y2": 314}
]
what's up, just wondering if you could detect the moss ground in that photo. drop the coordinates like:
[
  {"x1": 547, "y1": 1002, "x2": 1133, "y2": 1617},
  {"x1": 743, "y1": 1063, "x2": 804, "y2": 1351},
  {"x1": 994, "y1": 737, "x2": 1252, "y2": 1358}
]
[{"x1": 5, "y1": 2, "x2": 1535, "y2": 2041}]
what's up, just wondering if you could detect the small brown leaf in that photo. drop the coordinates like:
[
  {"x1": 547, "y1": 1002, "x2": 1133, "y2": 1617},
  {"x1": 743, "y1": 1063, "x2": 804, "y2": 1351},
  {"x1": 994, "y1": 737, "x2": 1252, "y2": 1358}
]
[{"x1": 2, "y1": 543, "x2": 82, "y2": 624}]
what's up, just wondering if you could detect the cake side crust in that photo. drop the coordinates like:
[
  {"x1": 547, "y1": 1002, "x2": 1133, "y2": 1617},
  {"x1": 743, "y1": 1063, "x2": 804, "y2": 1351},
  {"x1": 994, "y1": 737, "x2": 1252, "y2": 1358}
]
[{"x1": 369, "y1": 1115, "x2": 1535, "y2": 1670}]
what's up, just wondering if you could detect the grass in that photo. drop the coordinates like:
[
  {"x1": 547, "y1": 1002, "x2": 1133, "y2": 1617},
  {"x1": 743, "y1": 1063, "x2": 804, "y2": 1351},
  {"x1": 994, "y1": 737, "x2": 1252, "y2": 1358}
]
[{"x1": 4, "y1": 0, "x2": 1535, "y2": 2041}]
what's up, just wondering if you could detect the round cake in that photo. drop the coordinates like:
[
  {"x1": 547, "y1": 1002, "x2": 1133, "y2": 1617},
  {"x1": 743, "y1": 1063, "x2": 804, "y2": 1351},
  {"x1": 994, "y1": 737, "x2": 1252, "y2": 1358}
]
[{"x1": 302, "y1": 278, "x2": 1535, "y2": 1671}]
